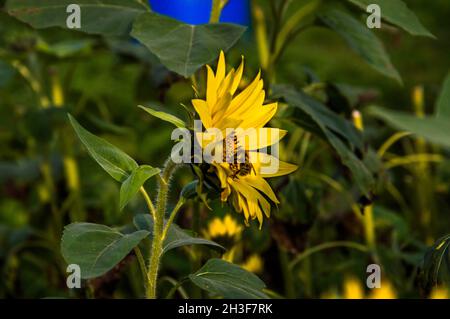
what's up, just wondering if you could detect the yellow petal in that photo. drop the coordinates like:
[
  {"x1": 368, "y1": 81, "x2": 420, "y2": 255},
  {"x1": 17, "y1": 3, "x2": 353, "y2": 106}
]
[
  {"x1": 214, "y1": 117, "x2": 243, "y2": 132},
  {"x1": 214, "y1": 163, "x2": 229, "y2": 189},
  {"x1": 236, "y1": 128, "x2": 287, "y2": 150},
  {"x1": 229, "y1": 178, "x2": 270, "y2": 227},
  {"x1": 217, "y1": 68, "x2": 235, "y2": 99},
  {"x1": 216, "y1": 50, "x2": 226, "y2": 85},
  {"x1": 241, "y1": 102, "x2": 277, "y2": 129},
  {"x1": 192, "y1": 99, "x2": 212, "y2": 128},
  {"x1": 257, "y1": 193, "x2": 271, "y2": 219},
  {"x1": 221, "y1": 184, "x2": 231, "y2": 201},
  {"x1": 242, "y1": 175, "x2": 279, "y2": 204},
  {"x1": 248, "y1": 199, "x2": 263, "y2": 226},
  {"x1": 230, "y1": 56, "x2": 244, "y2": 95},
  {"x1": 231, "y1": 193, "x2": 241, "y2": 212},
  {"x1": 211, "y1": 92, "x2": 232, "y2": 126},
  {"x1": 206, "y1": 65, "x2": 217, "y2": 110},
  {"x1": 232, "y1": 81, "x2": 264, "y2": 118},
  {"x1": 195, "y1": 129, "x2": 223, "y2": 152},
  {"x1": 251, "y1": 152, "x2": 298, "y2": 177},
  {"x1": 226, "y1": 70, "x2": 261, "y2": 117},
  {"x1": 229, "y1": 177, "x2": 253, "y2": 200},
  {"x1": 237, "y1": 192, "x2": 249, "y2": 220}
]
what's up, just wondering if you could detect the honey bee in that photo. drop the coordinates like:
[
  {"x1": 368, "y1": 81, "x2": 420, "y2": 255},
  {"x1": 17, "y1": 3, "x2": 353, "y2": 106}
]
[
  {"x1": 233, "y1": 162, "x2": 256, "y2": 178},
  {"x1": 224, "y1": 134, "x2": 256, "y2": 179},
  {"x1": 230, "y1": 147, "x2": 256, "y2": 179}
]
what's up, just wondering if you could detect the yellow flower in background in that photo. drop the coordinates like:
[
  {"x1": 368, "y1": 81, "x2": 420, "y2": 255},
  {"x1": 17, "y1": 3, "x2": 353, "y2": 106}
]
[
  {"x1": 204, "y1": 216, "x2": 264, "y2": 272},
  {"x1": 241, "y1": 254, "x2": 263, "y2": 274},
  {"x1": 205, "y1": 214, "x2": 243, "y2": 240},
  {"x1": 369, "y1": 281, "x2": 397, "y2": 299},
  {"x1": 204, "y1": 215, "x2": 242, "y2": 263},
  {"x1": 343, "y1": 277, "x2": 364, "y2": 299},
  {"x1": 430, "y1": 287, "x2": 449, "y2": 299},
  {"x1": 340, "y1": 276, "x2": 397, "y2": 299},
  {"x1": 192, "y1": 51, "x2": 298, "y2": 228}
]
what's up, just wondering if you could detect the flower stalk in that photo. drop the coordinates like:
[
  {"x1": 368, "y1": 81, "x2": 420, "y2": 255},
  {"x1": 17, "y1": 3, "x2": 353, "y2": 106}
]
[
  {"x1": 162, "y1": 197, "x2": 186, "y2": 240},
  {"x1": 140, "y1": 186, "x2": 156, "y2": 216},
  {"x1": 146, "y1": 158, "x2": 178, "y2": 299},
  {"x1": 210, "y1": 0, "x2": 228, "y2": 23}
]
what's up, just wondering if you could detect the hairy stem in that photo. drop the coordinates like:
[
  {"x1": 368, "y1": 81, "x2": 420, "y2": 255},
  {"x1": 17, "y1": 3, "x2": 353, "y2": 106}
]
[
  {"x1": 162, "y1": 198, "x2": 185, "y2": 240},
  {"x1": 140, "y1": 186, "x2": 156, "y2": 216},
  {"x1": 146, "y1": 158, "x2": 177, "y2": 299},
  {"x1": 134, "y1": 247, "x2": 148, "y2": 289}
]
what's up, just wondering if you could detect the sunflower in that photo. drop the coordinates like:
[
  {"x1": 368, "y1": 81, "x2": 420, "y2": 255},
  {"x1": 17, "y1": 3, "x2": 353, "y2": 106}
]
[
  {"x1": 192, "y1": 51, "x2": 298, "y2": 228},
  {"x1": 341, "y1": 277, "x2": 397, "y2": 299},
  {"x1": 204, "y1": 214, "x2": 242, "y2": 263},
  {"x1": 205, "y1": 214, "x2": 243, "y2": 240},
  {"x1": 241, "y1": 254, "x2": 264, "y2": 274},
  {"x1": 429, "y1": 287, "x2": 449, "y2": 299}
]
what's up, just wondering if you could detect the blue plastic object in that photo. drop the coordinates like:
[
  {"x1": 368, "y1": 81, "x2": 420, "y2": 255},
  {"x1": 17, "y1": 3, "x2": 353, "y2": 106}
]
[{"x1": 149, "y1": 0, "x2": 250, "y2": 26}]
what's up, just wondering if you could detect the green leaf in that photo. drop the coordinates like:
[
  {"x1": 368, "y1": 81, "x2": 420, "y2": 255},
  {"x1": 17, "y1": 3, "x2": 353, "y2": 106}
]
[
  {"x1": 278, "y1": 178, "x2": 320, "y2": 225},
  {"x1": 61, "y1": 223, "x2": 149, "y2": 279},
  {"x1": 133, "y1": 214, "x2": 224, "y2": 253},
  {"x1": 138, "y1": 105, "x2": 186, "y2": 128},
  {"x1": 0, "y1": 10, "x2": 35, "y2": 49},
  {"x1": 6, "y1": 0, "x2": 147, "y2": 36},
  {"x1": 272, "y1": 84, "x2": 374, "y2": 195},
  {"x1": 347, "y1": 0, "x2": 434, "y2": 38},
  {"x1": 131, "y1": 12, "x2": 246, "y2": 77},
  {"x1": 324, "y1": 132, "x2": 374, "y2": 196},
  {"x1": 278, "y1": 86, "x2": 364, "y2": 151},
  {"x1": 436, "y1": 72, "x2": 450, "y2": 119},
  {"x1": 163, "y1": 224, "x2": 224, "y2": 253},
  {"x1": 119, "y1": 165, "x2": 160, "y2": 211},
  {"x1": 180, "y1": 180, "x2": 199, "y2": 200},
  {"x1": 373, "y1": 205, "x2": 408, "y2": 240},
  {"x1": 318, "y1": 8, "x2": 401, "y2": 82},
  {"x1": 421, "y1": 234, "x2": 450, "y2": 290},
  {"x1": 68, "y1": 114, "x2": 138, "y2": 182},
  {"x1": 0, "y1": 59, "x2": 15, "y2": 88},
  {"x1": 36, "y1": 39, "x2": 93, "y2": 58},
  {"x1": 368, "y1": 106, "x2": 450, "y2": 148},
  {"x1": 189, "y1": 258, "x2": 268, "y2": 299}
]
